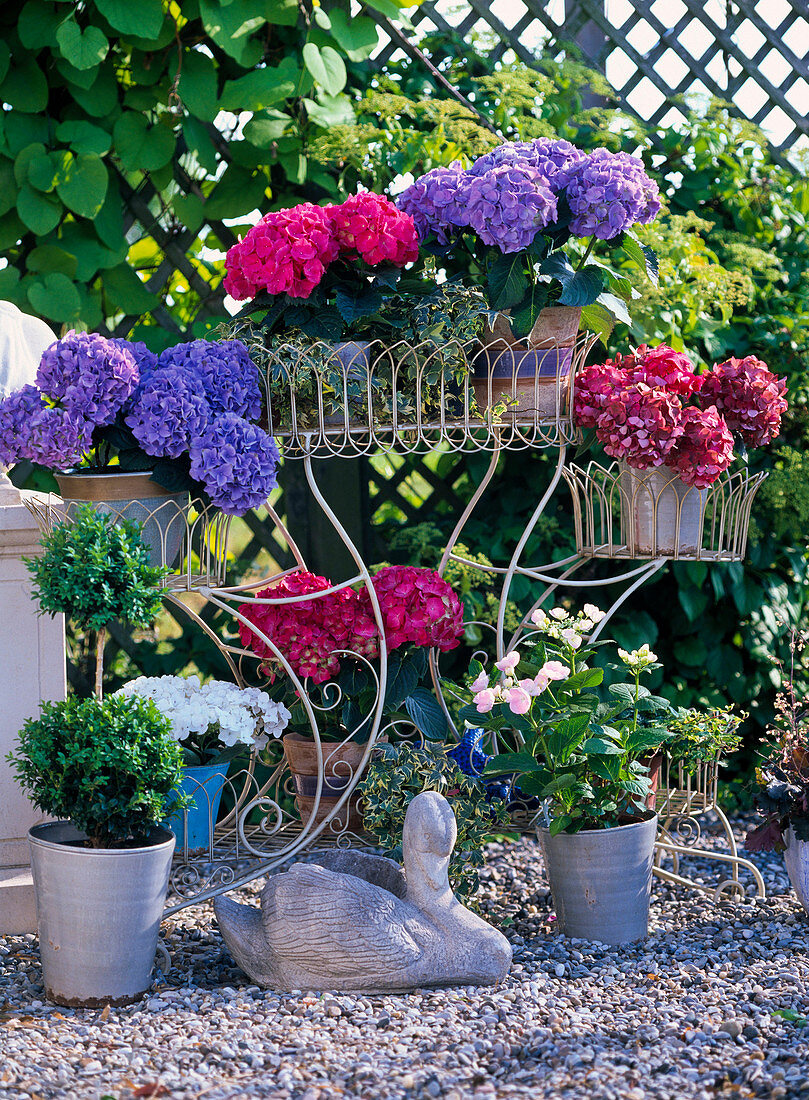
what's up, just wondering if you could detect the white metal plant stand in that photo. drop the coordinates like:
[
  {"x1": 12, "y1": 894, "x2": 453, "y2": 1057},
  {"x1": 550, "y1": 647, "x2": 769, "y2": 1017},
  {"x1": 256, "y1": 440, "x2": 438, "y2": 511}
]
[{"x1": 26, "y1": 335, "x2": 767, "y2": 909}]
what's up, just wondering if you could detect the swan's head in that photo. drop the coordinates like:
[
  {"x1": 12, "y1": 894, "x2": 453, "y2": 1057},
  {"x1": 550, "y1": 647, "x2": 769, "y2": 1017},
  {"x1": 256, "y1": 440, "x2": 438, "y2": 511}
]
[{"x1": 403, "y1": 791, "x2": 457, "y2": 861}]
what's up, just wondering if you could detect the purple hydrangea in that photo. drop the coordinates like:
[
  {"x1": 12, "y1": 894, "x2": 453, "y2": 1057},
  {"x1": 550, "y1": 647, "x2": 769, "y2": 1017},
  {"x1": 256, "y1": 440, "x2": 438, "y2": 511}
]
[
  {"x1": 0, "y1": 386, "x2": 44, "y2": 466},
  {"x1": 465, "y1": 164, "x2": 558, "y2": 253},
  {"x1": 565, "y1": 149, "x2": 660, "y2": 240},
  {"x1": 36, "y1": 331, "x2": 139, "y2": 427},
  {"x1": 111, "y1": 338, "x2": 159, "y2": 378},
  {"x1": 189, "y1": 412, "x2": 280, "y2": 516},
  {"x1": 125, "y1": 368, "x2": 211, "y2": 459},
  {"x1": 25, "y1": 405, "x2": 93, "y2": 469},
  {"x1": 157, "y1": 339, "x2": 262, "y2": 420},
  {"x1": 395, "y1": 163, "x2": 472, "y2": 245},
  {"x1": 469, "y1": 138, "x2": 587, "y2": 193}
]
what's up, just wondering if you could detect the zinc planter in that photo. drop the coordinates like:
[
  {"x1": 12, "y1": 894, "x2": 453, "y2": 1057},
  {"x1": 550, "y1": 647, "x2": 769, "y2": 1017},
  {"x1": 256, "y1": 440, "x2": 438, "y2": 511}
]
[
  {"x1": 28, "y1": 821, "x2": 175, "y2": 1006},
  {"x1": 619, "y1": 462, "x2": 708, "y2": 557},
  {"x1": 167, "y1": 764, "x2": 228, "y2": 852},
  {"x1": 55, "y1": 469, "x2": 189, "y2": 570},
  {"x1": 537, "y1": 815, "x2": 658, "y2": 944},
  {"x1": 784, "y1": 826, "x2": 809, "y2": 914}
]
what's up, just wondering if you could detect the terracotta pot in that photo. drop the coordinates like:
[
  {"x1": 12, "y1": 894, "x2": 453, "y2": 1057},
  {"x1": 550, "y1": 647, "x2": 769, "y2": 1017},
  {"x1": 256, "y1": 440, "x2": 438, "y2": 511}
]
[
  {"x1": 472, "y1": 307, "x2": 581, "y2": 419},
  {"x1": 282, "y1": 733, "x2": 368, "y2": 834},
  {"x1": 640, "y1": 751, "x2": 663, "y2": 812}
]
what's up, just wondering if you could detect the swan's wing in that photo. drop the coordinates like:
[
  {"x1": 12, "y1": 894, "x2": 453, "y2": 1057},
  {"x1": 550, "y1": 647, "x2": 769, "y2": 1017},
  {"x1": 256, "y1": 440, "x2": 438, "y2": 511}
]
[
  {"x1": 308, "y1": 851, "x2": 407, "y2": 898},
  {"x1": 261, "y1": 864, "x2": 424, "y2": 978}
]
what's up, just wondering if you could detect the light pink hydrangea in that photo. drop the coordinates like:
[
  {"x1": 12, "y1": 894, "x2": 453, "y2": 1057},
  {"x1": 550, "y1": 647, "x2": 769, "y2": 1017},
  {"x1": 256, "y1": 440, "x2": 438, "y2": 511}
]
[
  {"x1": 699, "y1": 355, "x2": 787, "y2": 449},
  {"x1": 664, "y1": 406, "x2": 734, "y2": 488},
  {"x1": 596, "y1": 384, "x2": 683, "y2": 469},
  {"x1": 474, "y1": 688, "x2": 498, "y2": 713},
  {"x1": 505, "y1": 685, "x2": 532, "y2": 714}
]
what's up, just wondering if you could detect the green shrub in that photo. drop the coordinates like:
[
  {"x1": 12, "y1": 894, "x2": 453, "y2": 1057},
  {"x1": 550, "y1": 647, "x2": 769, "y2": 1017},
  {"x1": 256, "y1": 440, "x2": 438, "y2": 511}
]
[
  {"x1": 358, "y1": 742, "x2": 507, "y2": 900},
  {"x1": 7, "y1": 693, "x2": 187, "y2": 848}
]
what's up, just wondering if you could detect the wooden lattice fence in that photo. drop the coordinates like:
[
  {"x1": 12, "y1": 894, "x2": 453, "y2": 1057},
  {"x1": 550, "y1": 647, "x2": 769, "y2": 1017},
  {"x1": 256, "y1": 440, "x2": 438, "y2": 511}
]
[{"x1": 375, "y1": 0, "x2": 809, "y2": 163}]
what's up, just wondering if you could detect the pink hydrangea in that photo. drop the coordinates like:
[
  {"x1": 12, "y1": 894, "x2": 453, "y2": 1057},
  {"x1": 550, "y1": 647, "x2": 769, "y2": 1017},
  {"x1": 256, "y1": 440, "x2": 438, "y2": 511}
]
[
  {"x1": 329, "y1": 192, "x2": 419, "y2": 267},
  {"x1": 627, "y1": 344, "x2": 702, "y2": 397},
  {"x1": 664, "y1": 406, "x2": 734, "y2": 489},
  {"x1": 363, "y1": 565, "x2": 464, "y2": 653},
  {"x1": 238, "y1": 571, "x2": 378, "y2": 684},
  {"x1": 573, "y1": 358, "x2": 632, "y2": 428},
  {"x1": 699, "y1": 355, "x2": 787, "y2": 448},
  {"x1": 596, "y1": 383, "x2": 683, "y2": 469},
  {"x1": 224, "y1": 204, "x2": 340, "y2": 301}
]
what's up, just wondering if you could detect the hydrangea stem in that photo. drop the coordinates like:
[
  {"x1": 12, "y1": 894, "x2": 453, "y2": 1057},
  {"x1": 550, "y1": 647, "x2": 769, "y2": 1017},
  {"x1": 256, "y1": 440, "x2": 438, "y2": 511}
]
[{"x1": 576, "y1": 235, "x2": 597, "y2": 271}]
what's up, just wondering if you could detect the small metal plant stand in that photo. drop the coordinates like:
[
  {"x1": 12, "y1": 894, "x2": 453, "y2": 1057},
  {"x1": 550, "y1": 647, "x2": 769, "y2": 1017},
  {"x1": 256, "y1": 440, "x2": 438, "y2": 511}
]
[{"x1": 26, "y1": 334, "x2": 768, "y2": 911}]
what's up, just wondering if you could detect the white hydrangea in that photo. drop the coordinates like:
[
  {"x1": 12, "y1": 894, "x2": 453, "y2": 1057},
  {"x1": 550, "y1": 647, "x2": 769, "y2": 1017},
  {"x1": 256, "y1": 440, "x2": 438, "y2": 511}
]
[{"x1": 116, "y1": 675, "x2": 290, "y2": 751}]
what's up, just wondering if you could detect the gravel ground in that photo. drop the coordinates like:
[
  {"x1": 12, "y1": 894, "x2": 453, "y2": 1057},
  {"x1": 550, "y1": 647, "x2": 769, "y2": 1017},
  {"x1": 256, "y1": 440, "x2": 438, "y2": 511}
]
[{"x1": 1, "y1": 819, "x2": 807, "y2": 1100}]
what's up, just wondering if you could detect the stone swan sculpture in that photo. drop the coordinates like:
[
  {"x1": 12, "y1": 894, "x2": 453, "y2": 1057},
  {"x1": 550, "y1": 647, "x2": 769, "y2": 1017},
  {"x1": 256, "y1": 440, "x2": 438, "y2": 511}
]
[{"x1": 213, "y1": 791, "x2": 512, "y2": 992}]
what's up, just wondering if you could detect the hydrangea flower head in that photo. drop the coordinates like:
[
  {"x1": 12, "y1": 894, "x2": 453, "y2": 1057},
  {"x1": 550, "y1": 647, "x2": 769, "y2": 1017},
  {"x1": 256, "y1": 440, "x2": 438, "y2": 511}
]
[
  {"x1": 0, "y1": 385, "x2": 47, "y2": 466},
  {"x1": 665, "y1": 406, "x2": 734, "y2": 488},
  {"x1": 465, "y1": 163, "x2": 558, "y2": 253},
  {"x1": 565, "y1": 149, "x2": 660, "y2": 240},
  {"x1": 37, "y1": 331, "x2": 138, "y2": 427},
  {"x1": 364, "y1": 565, "x2": 464, "y2": 653},
  {"x1": 470, "y1": 138, "x2": 587, "y2": 192},
  {"x1": 395, "y1": 163, "x2": 472, "y2": 245},
  {"x1": 224, "y1": 203, "x2": 340, "y2": 300},
  {"x1": 596, "y1": 383, "x2": 683, "y2": 468},
  {"x1": 111, "y1": 338, "x2": 159, "y2": 378},
  {"x1": 329, "y1": 192, "x2": 419, "y2": 267},
  {"x1": 158, "y1": 339, "x2": 262, "y2": 420},
  {"x1": 573, "y1": 357, "x2": 633, "y2": 428},
  {"x1": 189, "y1": 413, "x2": 280, "y2": 515},
  {"x1": 238, "y1": 571, "x2": 378, "y2": 685},
  {"x1": 628, "y1": 345, "x2": 702, "y2": 397},
  {"x1": 699, "y1": 355, "x2": 787, "y2": 448},
  {"x1": 125, "y1": 367, "x2": 211, "y2": 459}
]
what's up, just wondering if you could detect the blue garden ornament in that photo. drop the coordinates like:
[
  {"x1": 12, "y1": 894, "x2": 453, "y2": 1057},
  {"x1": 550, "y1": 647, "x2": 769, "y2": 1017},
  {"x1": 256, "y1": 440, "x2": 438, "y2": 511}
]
[{"x1": 446, "y1": 727, "x2": 512, "y2": 802}]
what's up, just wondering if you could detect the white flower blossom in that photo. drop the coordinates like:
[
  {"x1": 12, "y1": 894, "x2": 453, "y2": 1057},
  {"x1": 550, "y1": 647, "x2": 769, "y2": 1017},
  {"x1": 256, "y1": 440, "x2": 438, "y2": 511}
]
[
  {"x1": 116, "y1": 675, "x2": 290, "y2": 751},
  {"x1": 583, "y1": 603, "x2": 605, "y2": 623}
]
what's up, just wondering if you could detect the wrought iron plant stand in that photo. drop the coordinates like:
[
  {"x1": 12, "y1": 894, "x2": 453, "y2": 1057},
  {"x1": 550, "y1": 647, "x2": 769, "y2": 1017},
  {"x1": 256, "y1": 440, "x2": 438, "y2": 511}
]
[{"x1": 26, "y1": 334, "x2": 767, "y2": 915}]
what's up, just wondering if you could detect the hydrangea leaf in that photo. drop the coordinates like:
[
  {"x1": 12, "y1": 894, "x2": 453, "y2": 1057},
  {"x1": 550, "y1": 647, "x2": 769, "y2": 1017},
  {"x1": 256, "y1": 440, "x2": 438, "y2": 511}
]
[
  {"x1": 486, "y1": 252, "x2": 529, "y2": 311},
  {"x1": 557, "y1": 266, "x2": 603, "y2": 307},
  {"x1": 56, "y1": 18, "x2": 109, "y2": 70}
]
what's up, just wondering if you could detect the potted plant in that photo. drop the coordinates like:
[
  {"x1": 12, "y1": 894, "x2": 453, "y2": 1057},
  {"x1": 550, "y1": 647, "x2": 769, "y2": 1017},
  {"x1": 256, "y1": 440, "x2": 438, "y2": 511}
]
[
  {"x1": 449, "y1": 604, "x2": 675, "y2": 943},
  {"x1": 358, "y1": 741, "x2": 508, "y2": 901},
  {"x1": 0, "y1": 331, "x2": 280, "y2": 565},
  {"x1": 396, "y1": 139, "x2": 662, "y2": 416},
  {"x1": 116, "y1": 675, "x2": 292, "y2": 852},
  {"x1": 236, "y1": 565, "x2": 464, "y2": 833},
  {"x1": 225, "y1": 280, "x2": 487, "y2": 432},
  {"x1": 746, "y1": 630, "x2": 809, "y2": 914},
  {"x1": 572, "y1": 345, "x2": 786, "y2": 555},
  {"x1": 7, "y1": 506, "x2": 189, "y2": 1005}
]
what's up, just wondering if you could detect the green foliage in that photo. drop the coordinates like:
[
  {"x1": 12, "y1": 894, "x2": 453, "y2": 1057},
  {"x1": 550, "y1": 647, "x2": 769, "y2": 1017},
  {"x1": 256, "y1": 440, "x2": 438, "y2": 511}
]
[
  {"x1": 0, "y1": 0, "x2": 414, "y2": 335},
  {"x1": 25, "y1": 503, "x2": 168, "y2": 634},
  {"x1": 358, "y1": 742, "x2": 507, "y2": 899},
  {"x1": 665, "y1": 706, "x2": 744, "y2": 773},
  {"x1": 7, "y1": 693, "x2": 187, "y2": 847}
]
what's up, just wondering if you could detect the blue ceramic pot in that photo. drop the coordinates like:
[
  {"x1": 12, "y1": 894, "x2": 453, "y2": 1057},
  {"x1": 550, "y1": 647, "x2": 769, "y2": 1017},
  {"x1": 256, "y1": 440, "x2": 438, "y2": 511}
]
[
  {"x1": 472, "y1": 345, "x2": 574, "y2": 418},
  {"x1": 167, "y1": 764, "x2": 228, "y2": 852}
]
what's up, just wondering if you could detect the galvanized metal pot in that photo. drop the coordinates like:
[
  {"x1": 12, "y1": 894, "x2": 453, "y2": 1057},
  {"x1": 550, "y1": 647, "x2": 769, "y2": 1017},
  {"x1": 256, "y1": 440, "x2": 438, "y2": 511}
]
[
  {"x1": 537, "y1": 815, "x2": 658, "y2": 944},
  {"x1": 28, "y1": 822, "x2": 175, "y2": 1006},
  {"x1": 618, "y1": 463, "x2": 708, "y2": 557},
  {"x1": 784, "y1": 826, "x2": 809, "y2": 915},
  {"x1": 54, "y1": 470, "x2": 189, "y2": 570}
]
